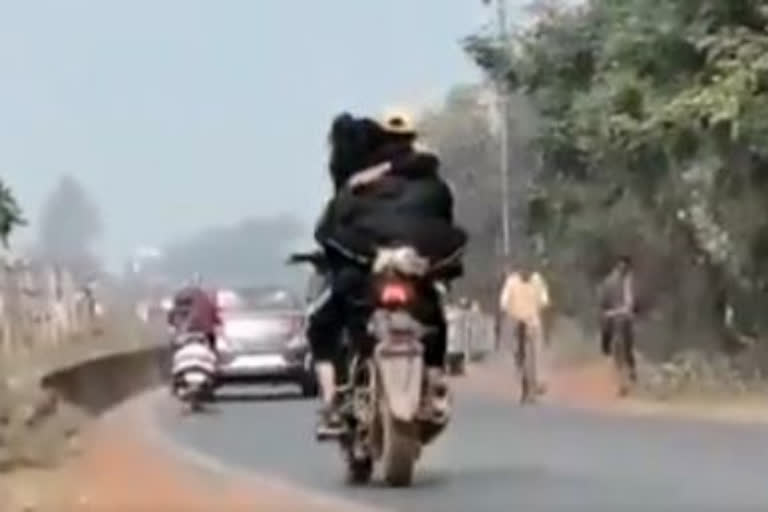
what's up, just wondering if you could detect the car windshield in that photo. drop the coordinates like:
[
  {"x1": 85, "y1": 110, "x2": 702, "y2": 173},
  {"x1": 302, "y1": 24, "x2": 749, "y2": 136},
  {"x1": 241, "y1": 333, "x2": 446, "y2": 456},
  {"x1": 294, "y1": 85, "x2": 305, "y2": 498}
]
[{"x1": 217, "y1": 287, "x2": 299, "y2": 312}]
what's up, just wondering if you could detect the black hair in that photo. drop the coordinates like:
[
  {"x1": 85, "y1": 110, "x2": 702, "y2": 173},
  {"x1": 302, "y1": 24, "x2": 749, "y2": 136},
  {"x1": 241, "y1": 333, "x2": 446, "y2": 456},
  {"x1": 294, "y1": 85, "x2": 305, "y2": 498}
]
[
  {"x1": 327, "y1": 114, "x2": 418, "y2": 189},
  {"x1": 328, "y1": 113, "x2": 379, "y2": 190}
]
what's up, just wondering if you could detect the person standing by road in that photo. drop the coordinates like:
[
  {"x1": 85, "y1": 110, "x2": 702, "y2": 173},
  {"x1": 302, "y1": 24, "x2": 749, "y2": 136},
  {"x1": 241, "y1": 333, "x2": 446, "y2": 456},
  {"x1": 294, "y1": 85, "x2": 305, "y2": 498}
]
[
  {"x1": 499, "y1": 259, "x2": 551, "y2": 396},
  {"x1": 598, "y1": 255, "x2": 637, "y2": 395}
]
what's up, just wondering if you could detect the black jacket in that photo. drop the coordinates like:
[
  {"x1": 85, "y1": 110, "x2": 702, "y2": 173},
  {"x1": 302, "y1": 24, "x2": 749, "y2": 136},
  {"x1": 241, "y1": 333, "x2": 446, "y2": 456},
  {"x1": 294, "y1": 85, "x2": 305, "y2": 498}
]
[{"x1": 315, "y1": 143, "x2": 467, "y2": 275}]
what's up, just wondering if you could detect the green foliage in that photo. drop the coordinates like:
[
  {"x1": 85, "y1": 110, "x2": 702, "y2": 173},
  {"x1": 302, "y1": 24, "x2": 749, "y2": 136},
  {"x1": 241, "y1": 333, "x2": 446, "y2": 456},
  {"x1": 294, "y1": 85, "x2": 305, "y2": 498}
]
[
  {"x1": 0, "y1": 179, "x2": 25, "y2": 247},
  {"x1": 465, "y1": 0, "x2": 768, "y2": 353}
]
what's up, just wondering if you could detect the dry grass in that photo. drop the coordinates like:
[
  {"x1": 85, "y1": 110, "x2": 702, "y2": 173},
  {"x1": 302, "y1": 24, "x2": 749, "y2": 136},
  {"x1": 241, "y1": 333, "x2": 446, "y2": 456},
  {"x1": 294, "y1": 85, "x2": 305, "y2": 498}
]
[{"x1": 0, "y1": 313, "x2": 158, "y2": 473}]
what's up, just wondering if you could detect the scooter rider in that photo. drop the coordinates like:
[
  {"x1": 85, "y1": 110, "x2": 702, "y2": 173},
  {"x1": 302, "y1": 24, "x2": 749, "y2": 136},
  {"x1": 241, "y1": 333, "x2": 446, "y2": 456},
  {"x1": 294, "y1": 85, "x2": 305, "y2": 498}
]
[
  {"x1": 308, "y1": 109, "x2": 467, "y2": 436},
  {"x1": 167, "y1": 275, "x2": 221, "y2": 355}
]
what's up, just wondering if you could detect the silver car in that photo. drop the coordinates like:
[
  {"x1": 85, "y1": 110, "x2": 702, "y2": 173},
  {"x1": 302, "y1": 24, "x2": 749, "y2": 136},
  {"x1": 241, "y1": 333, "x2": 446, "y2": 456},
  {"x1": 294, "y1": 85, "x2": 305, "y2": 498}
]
[{"x1": 215, "y1": 286, "x2": 318, "y2": 397}]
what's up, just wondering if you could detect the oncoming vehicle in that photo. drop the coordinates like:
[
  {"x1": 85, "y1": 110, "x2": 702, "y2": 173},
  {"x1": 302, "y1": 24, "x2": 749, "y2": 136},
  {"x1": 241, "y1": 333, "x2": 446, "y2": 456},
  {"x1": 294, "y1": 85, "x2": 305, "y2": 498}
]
[{"x1": 215, "y1": 286, "x2": 318, "y2": 397}]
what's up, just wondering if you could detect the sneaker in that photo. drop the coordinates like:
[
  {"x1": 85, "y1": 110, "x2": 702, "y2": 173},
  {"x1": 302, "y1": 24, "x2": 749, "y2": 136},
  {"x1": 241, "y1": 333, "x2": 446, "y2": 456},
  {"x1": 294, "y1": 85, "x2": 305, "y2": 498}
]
[{"x1": 315, "y1": 405, "x2": 343, "y2": 440}]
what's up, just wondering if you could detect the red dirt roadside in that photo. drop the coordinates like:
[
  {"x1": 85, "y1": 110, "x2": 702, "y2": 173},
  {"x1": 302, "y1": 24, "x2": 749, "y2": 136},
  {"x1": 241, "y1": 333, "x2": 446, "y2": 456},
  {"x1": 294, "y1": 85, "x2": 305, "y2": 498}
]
[
  {"x1": 1, "y1": 408, "x2": 356, "y2": 512},
  {"x1": 461, "y1": 355, "x2": 768, "y2": 424},
  {"x1": 2, "y1": 359, "x2": 616, "y2": 512},
  {"x1": 458, "y1": 356, "x2": 619, "y2": 406}
]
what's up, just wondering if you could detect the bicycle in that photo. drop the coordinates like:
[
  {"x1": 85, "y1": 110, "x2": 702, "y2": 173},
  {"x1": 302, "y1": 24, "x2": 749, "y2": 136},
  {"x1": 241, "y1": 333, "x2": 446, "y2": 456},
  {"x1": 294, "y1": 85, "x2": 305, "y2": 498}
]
[{"x1": 514, "y1": 321, "x2": 538, "y2": 404}]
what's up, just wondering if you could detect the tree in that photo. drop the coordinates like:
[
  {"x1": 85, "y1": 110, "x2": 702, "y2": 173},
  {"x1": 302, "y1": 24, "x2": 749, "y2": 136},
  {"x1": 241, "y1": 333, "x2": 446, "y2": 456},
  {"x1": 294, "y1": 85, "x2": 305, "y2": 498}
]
[
  {"x1": 38, "y1": 175, "x2": 103, "y2": 275},
  {"x1": 0, "y1": 179, "x2": 25, "y2": 247},
  {"x1": 464, "y1": 0, "x2": 768, "y2": 357}
]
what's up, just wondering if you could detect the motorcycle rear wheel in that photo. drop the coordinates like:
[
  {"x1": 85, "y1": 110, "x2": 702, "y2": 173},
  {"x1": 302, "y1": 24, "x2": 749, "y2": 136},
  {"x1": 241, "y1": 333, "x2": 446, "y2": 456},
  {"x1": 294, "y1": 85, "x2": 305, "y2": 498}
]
[
  {"x1": 379, "y1": 405, "x2": 419, "y2": 487},
  {"x1": 518, "y1": 334, "x2": 537, "y2": 405}
]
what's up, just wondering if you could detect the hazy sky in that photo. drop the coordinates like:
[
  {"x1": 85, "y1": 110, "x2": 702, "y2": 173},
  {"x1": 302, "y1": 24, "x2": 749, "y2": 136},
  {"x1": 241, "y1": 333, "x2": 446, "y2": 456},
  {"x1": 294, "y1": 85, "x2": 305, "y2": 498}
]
[{"x1": 0, "y1": 1, "x2": 531, "y2": 268}]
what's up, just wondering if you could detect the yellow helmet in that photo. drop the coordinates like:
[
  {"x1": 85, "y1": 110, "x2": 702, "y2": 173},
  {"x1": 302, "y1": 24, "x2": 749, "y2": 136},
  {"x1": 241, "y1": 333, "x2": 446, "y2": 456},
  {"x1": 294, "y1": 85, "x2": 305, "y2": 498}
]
[{"x1": 376, "y1": 107, "x2": 417, "y2": 135}]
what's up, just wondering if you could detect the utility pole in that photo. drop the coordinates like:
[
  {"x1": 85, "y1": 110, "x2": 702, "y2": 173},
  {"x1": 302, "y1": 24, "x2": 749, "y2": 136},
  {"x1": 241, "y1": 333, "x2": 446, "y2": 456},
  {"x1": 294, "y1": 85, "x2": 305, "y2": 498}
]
[{"x1": 484, "y1": 0, "x2": 511, "y2": 259}]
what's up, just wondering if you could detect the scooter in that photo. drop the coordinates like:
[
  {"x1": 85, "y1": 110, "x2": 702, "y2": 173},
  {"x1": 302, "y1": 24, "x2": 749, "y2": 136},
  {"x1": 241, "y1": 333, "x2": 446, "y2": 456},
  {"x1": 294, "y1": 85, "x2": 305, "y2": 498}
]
[{"x1": 171, "y1": 331, "x2": 217, "y2": 412}]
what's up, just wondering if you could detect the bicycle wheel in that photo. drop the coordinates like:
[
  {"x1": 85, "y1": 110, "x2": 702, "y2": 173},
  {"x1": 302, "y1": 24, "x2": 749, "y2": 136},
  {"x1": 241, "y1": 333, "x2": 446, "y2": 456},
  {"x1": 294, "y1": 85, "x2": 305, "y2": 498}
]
[
  {"x1": 613, "y1": 328, "x2": 631, "y2": 397},
  {"x1": 518, "y1": 325, "x2": 535, "y2": 404}
]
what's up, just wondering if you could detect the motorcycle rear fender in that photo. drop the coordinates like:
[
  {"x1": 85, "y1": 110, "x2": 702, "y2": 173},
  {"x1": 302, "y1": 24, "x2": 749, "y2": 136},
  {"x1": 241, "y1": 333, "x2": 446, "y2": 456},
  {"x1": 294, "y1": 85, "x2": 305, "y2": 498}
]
[
  {"x1": 374, "y1": 340, "x2": 424, "y2": 422},
  {"x1": 172, "y1": 360, "x2": 216, "y2": 377},
  {"x1": 172, "y1": 344, "x2": 217, "y2": 373}
]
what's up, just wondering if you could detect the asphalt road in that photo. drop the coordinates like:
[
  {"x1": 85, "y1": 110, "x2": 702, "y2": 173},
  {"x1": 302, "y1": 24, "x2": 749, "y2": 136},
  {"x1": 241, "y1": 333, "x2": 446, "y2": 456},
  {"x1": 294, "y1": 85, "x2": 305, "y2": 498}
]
[{"x1": 156, "y1": 385, "x2": 768, "y2": 511}]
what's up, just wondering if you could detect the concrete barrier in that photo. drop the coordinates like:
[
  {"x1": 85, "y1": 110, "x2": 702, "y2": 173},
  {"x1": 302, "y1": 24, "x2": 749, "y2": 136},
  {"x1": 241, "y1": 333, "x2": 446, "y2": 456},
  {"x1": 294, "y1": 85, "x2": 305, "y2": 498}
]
[
  {"x1": 1, "y1": 322, "x2": 170, "y2": 470},
  {"x1": 41, "y1": 344, "x2": 169, "y2": 416}
]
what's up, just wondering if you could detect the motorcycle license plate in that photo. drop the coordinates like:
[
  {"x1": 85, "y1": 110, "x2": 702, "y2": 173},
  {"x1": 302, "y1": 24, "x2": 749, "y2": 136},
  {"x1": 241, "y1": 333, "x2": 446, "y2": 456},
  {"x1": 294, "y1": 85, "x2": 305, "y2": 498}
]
[
  {"x1": 184, "y1": 372, "x2": 207, "y2": 385},
  {"x1": 231, "y1": 354, "x2": 284, "y2": 368}
]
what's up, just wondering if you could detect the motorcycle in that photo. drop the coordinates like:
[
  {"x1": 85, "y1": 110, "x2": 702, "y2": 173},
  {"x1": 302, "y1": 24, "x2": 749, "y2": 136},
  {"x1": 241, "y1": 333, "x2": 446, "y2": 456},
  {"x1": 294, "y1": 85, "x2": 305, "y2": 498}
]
[
  {"x1": 170, "y1": 331, "x2": 218, "y2": 412},
  {"x1": 290, "y1": 246, "x2": 451, "y2": 487}
]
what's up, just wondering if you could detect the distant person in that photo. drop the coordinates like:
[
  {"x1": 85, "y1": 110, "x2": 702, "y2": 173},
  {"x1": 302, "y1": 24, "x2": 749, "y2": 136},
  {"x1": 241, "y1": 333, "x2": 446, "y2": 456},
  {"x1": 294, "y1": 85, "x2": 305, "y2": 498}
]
[
  {"x1": 167, "y1": 279, "x2": 221, "y2": 354},
  {"x1": 81, "y1": 284, "x2": 96, "y2": 318},
  {"x1": 499, "y1": 259, "x2": 551, "y2": 394},
  {"x1": 449, "y1": 297, "x2": 471, "y2": 355},
  {"x1": 598, "y1": 255, "x2": 637, "y2": 392}
]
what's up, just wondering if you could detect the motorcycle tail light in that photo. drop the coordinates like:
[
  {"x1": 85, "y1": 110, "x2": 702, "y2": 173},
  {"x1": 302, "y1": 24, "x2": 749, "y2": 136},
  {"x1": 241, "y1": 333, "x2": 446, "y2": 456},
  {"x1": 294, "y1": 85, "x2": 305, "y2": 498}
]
[{"x1": 379, "y1": 281, "x2": 413, "y2": 307}]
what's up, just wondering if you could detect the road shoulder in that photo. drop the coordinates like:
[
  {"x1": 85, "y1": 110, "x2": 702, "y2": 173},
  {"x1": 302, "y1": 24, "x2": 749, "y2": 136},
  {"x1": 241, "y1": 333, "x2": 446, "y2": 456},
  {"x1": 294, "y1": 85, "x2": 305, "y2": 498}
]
[
  {"x1": 2, "y1": 394, "x2": 360, "y2": 512},
  {"x1": 462, "y1": 356, "x2": 768, "y2": 425}
]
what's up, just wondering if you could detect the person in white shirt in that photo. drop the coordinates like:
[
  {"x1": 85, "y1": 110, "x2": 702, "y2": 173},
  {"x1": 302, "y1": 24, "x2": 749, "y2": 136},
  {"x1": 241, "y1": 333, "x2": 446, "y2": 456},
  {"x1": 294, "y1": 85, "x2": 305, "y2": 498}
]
[{"x1": 499, "y1": 260, "x2": 551, "y2": 395}]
